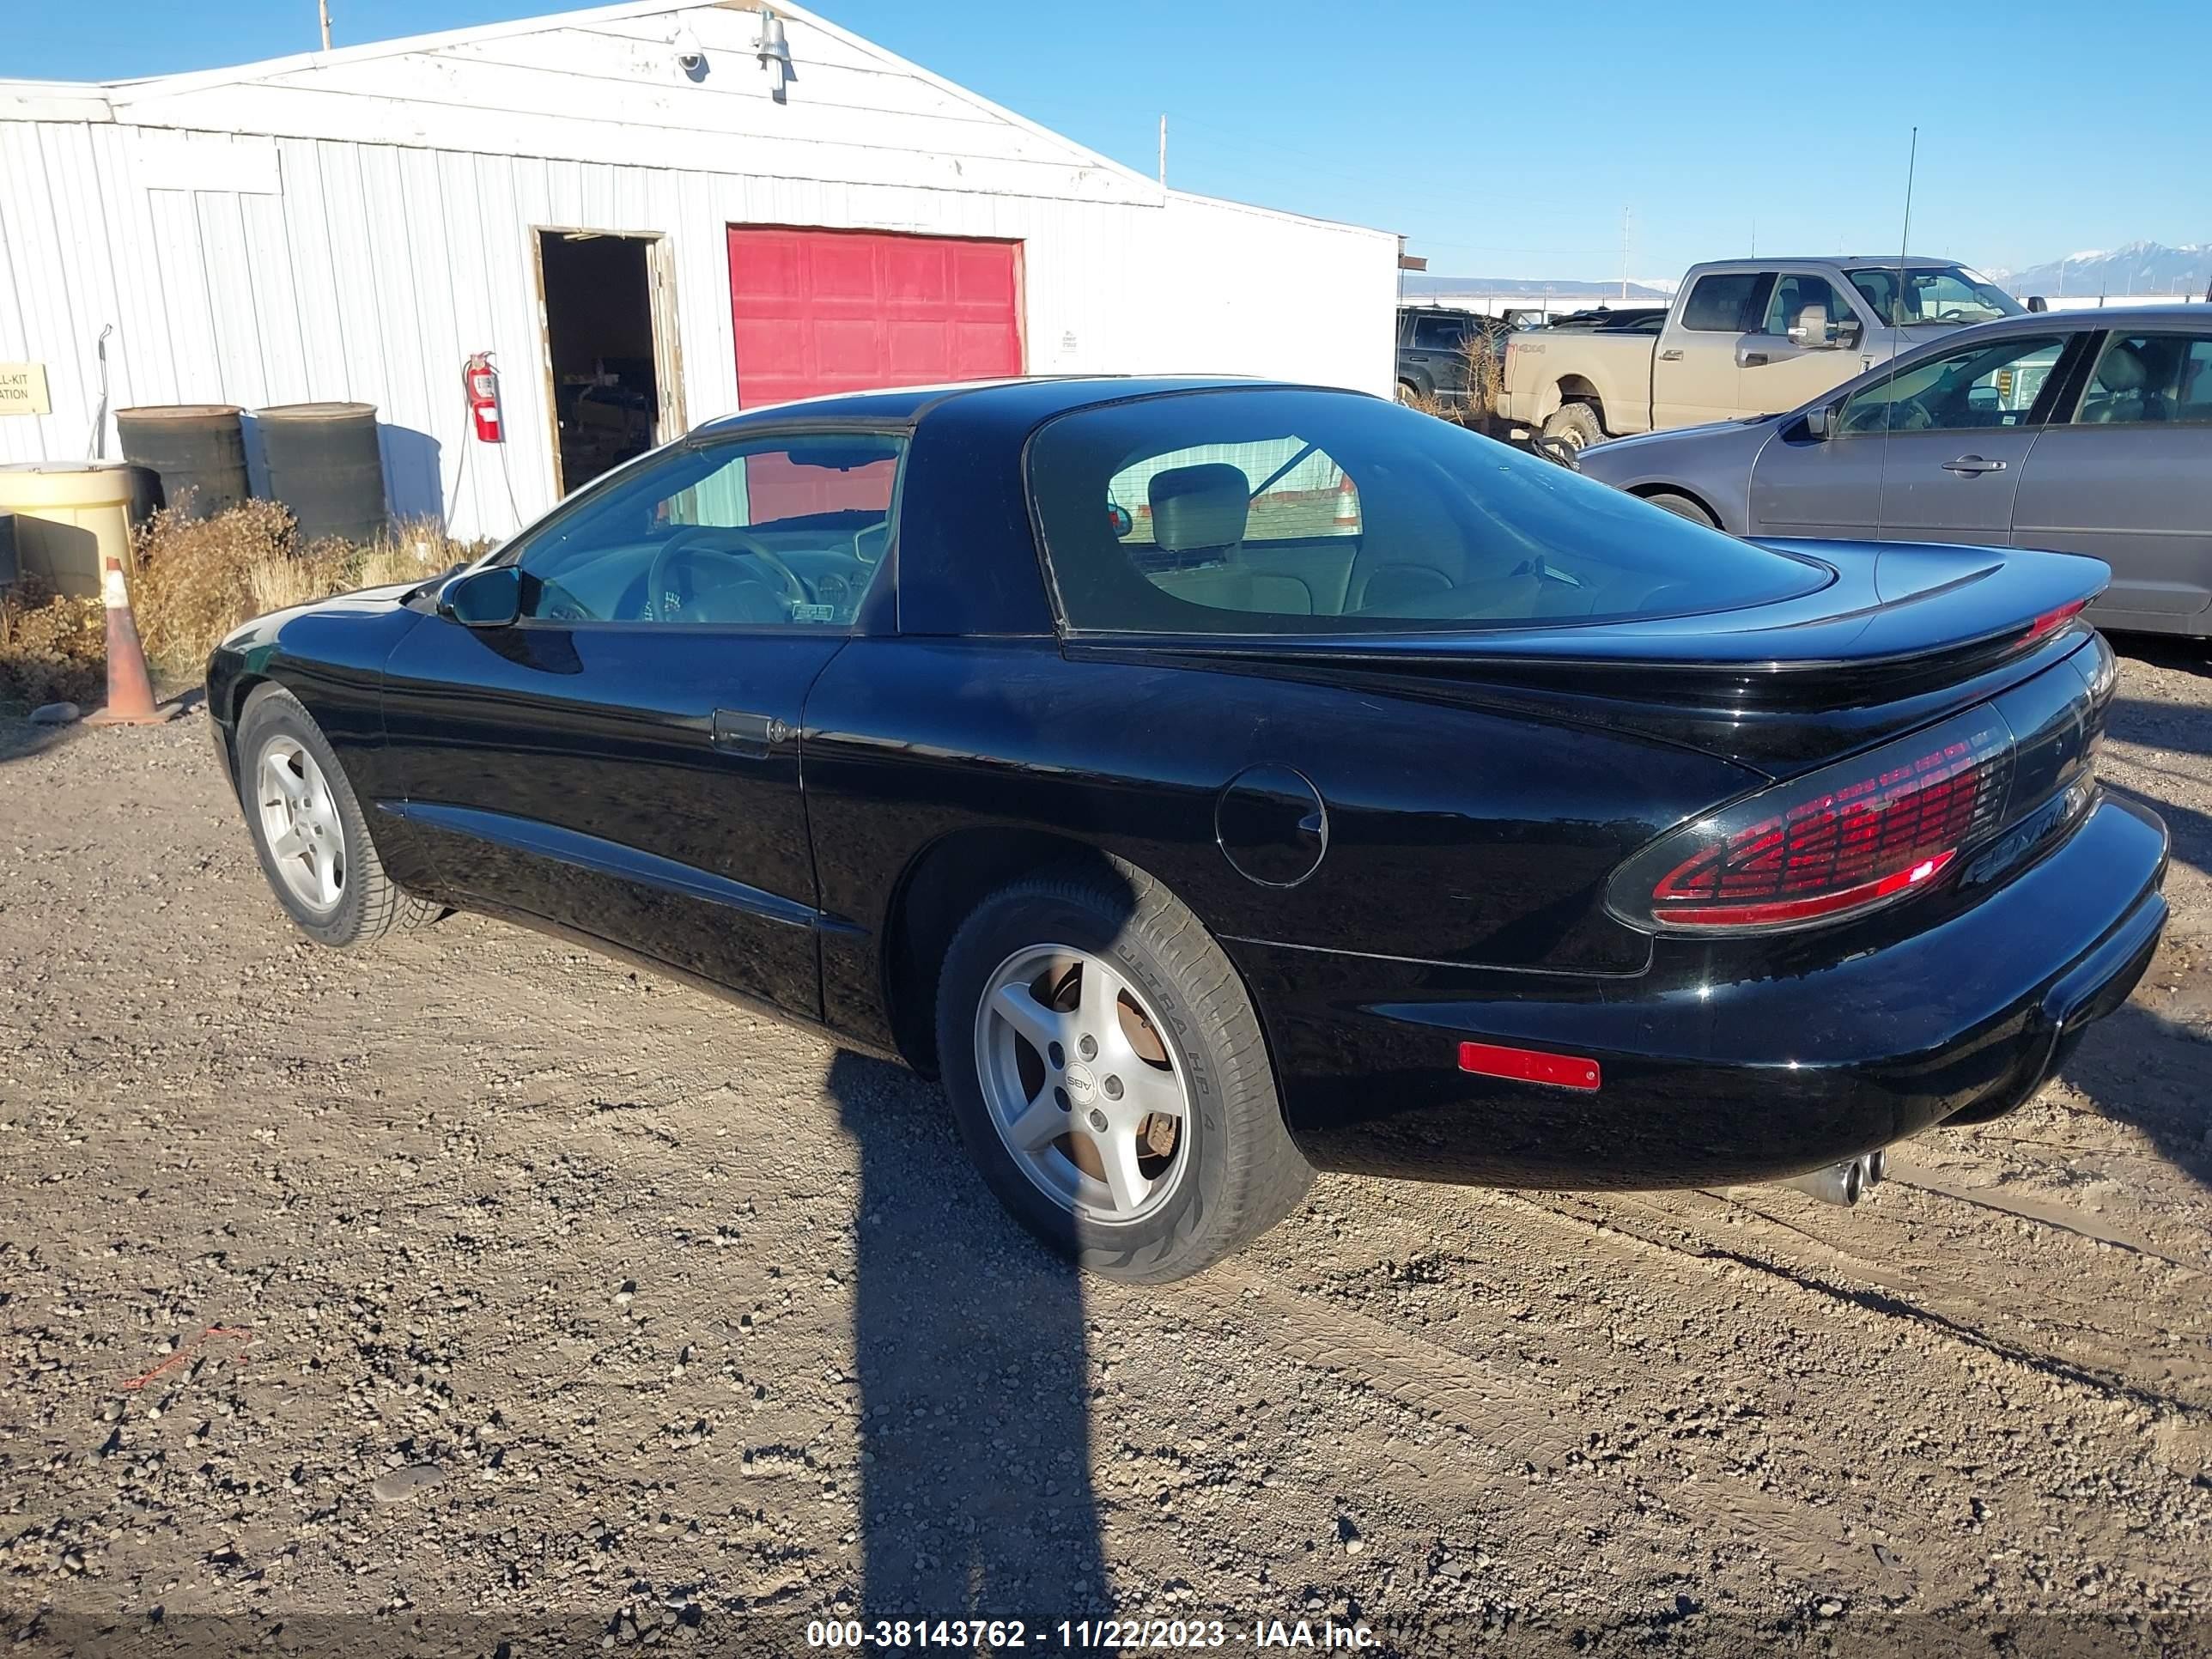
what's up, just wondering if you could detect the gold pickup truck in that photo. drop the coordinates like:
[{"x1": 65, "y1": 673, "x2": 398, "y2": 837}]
[{"x1": 1495, "y1": 257, "x2": 2025, "y2": 458}]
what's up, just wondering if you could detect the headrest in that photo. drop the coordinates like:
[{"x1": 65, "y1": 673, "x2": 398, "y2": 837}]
[
  {"x1": 1148, "y1": 464, "x2": 1249, "y2": 555},
  {"x1": 2096, "y1": 345, "x2": 2149, "y2": 392}
]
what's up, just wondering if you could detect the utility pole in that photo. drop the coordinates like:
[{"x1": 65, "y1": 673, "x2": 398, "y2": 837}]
[
  {"x1": 1158, "y1": 116, "x2": 1166, "y2": 187},
  {"x1": 1620, "y1": 207, "x2": 1631, "y2": 300},
  {"x1": 319, "y1": 0, "x2": 331, "y2": 50}
]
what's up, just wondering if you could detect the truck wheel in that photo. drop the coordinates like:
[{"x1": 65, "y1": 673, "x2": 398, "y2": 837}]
[
  {"x1": 1643, "y1": 491, "x2": 1718, "y2": 528},
  {"x1": 1396, "y1": 380, "x2": 1424, "y2": 406},
  {"x1": 1539, "y1": 402, "x2": 1604, "y2": 456}
]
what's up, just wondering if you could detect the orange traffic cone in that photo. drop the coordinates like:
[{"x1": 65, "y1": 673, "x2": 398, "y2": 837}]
[
  {"x1": 85, "y1": 556, "x2": 175, "y2": 727},
  {"x1": 1332, "y1": 472, "x2": 1361, "y2": 532}
]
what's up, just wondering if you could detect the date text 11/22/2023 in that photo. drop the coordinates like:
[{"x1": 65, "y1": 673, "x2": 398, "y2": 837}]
[{"x1": 804, "y1": 1617, "x2": 1380, "y2": 1649}]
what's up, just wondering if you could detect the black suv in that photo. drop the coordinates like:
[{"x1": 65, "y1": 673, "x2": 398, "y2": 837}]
[{"x1": 1395, "y1": 306, "x2": 1519, "y2": 414}]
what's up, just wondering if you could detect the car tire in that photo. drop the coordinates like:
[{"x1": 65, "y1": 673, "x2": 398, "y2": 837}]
[
  {"x1": 1643, "y1": 490, "x2": 1718, "y2": 528},
  {"x1": 235, "y1": 684, "x2": 437, "y2": 949},
  {"x1": 1539, "y1": 401, "x2": 1605, "y2": 456},
  {"x1": 1396, "y1": 380, "x2": 1424, "y2": 406},
  {"x1": 935, "y1": 860, "x2": 1313, "y2": 1283}
]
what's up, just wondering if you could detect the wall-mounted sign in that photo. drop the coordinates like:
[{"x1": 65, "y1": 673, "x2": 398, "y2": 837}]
[{"x1": 0, "y1": 363, "x2": 50, "y2": 416}]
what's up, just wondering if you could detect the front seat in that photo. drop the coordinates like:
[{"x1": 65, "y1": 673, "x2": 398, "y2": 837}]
[
  {"x1": 1144, "y1": 465, "x2": 1312, "y2": 616},
  {"x1": 2079, "y1": 343, "x2": 2158, "y2": 423}
]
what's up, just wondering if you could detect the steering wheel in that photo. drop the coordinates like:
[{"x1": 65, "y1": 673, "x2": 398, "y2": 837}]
[{"x1": 644, "y1": 527, "x2": 808, "y2": 623}]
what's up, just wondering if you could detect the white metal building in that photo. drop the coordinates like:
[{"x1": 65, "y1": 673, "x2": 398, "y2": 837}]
[{"x1": 0, "y1": 2, "x2": 1397, "y2": 539}]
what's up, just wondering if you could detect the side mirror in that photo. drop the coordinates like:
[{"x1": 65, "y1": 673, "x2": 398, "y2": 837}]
[
  {"x1": 1802, "y1": 403, "x2": 1833, "y2": 441},
  {"x1": 1787, "y1": 305, "x2": 1831, "y2": 348},
  {"x1": 437, "y1": 564, "x2": 522, "y2": 628},
  {"x1": 2026, "y1": 295, "x2": 2049, "y2": 313}
]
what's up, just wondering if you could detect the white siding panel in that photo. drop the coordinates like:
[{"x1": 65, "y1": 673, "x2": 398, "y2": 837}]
[
  {"x1": 273, "y1": 139, "x2": 349, "y2": 406},
  {"x1": 198, "y1": 191, "x2": 270, "y2": 410},
  {"x1": 93, "y1": 124, "x2": 182, "y2": 422},
  {"x1": 240, "y1": 191, "x2": 310, "y2": 407},
  {"x1": 145, "y1": 190, "x2": 225, "y2": 410},
  {"x1": 316, "y1": 143, "x2": 392, "y2": 414},
  {"x1": 0, "y1": 123, "x2": 82, "y2": 461}
]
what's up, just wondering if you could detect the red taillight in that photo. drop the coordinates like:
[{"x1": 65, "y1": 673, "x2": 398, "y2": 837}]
[
  {"x1": 1608, "y1": 709, "x2": 2014, "y2": 934},
  {"x1": 2023, "y1": 599, "x2": 2089, "y2": 647}
]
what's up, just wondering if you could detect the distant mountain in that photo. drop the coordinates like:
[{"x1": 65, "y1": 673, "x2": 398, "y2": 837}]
[
  {"x1": 1401, "y1": 273, "x2": 1672, "y2": 301},
  {"x1": 1990, "y1": 240, "x2": 2212, "y2": 300}
]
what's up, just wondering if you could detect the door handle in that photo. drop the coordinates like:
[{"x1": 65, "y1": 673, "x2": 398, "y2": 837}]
[
  {"x1": 1658, "y1": 349, "x2": 1683, "y2": 362},
  {"x1": 1941, "y1": 455, "x2": 2008, "y2": 475},
  {"x1": 1741, "y1": 352, "x2": 1769, "y2": 367},
  {"x1": 711, "y1": 708, "x2": 794, "y2": 759}
]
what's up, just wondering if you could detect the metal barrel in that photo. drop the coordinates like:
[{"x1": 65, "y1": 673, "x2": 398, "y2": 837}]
[
  {"x1": 255, "y1": 402, "x2": 389, "y2": 544},
  {"x1": 115, "y1": 404, "x2": 250, "y2": 520}
]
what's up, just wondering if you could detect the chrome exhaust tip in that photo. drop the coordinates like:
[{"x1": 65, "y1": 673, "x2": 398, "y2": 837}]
[
  {"x1": 1778, "y1": 1148, "x2": 1887, "y2": 1206},
  {"x1": 1783, "y1": 1158, "x2": 1865, "y2": 1206}
]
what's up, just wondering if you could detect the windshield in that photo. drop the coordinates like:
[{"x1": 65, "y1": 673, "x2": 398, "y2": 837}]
[
  {"x1": 1846, "y1": 265, "x2": 2021, "y2": 327},
  {"x1": 1026, "y1": 389, "x2": 1828, "y2": 637}
]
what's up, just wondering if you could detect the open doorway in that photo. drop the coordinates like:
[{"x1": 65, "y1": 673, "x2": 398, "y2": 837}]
[{"x1": 535, "y1": 229, "x2": 684, "y2": 496}]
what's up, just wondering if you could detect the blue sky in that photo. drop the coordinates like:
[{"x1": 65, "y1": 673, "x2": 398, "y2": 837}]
[{"x1": 14, "y1": 0, "x2": 2211, "y2": 283}]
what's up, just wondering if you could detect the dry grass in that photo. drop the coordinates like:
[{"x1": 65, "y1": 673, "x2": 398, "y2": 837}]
[
  {"x1": 0, "y1": 576, "x2": 106, "y2": 711},
  {"x1": 1464, "y1": 330, "x2": 1504, "y2": 417},
  {"x1": 130, "y1": 498, "x2": 475, "y2": 674},
  {"x1": 1398, "y1": 384, "x2": 1456, "y2": 420},
  {"x1": 3, "y1": 502, "x2": 471, "y2": 713},
  {"x1": 130, "y1": 497, "x2": 300, "y2": 669},
  {"x1": 1401, "y1": 327, "x2": 1505, "y2": 426}
]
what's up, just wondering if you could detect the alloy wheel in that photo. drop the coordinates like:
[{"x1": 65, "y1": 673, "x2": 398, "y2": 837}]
[
  {"x1": 255, "y1": 736, "x2": 346, "y2": 912},
  {"x1": 973, "y1": 944, "x2": 1192, "y2": 1224}
]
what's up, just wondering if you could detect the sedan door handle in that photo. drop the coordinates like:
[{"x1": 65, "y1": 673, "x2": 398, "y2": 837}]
[
  {"x1": 1941, "y1": 454, "x2": 2008, "y2": 475},
  {"x1": 1658, "y1": 349, "x2": 1683, "y2": 362}
]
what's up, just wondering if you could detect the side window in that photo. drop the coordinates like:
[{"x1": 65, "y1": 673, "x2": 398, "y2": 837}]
[
  {"x1": 2074, "y1": 333, "x2": 2212, "y2": 426},
  {"x1": 1837, "y1": 336, "x2": 2064, "y2": 435},
  {"x1": 1412, "y1": 314, "x2": 1468, "y2": 351},
  {"x1": 1762, "y1": 275, "x2": 1851, "y2": 337},
  {"x1": 1103, "y1": 439, "x2": 1359, "y2": 575},
  {"x1": 509, "y1": 433, "x2": 902, "y2": 625},
  {"x1": 1680, "y1": 272, "x2": 1769, "y2": 332}
]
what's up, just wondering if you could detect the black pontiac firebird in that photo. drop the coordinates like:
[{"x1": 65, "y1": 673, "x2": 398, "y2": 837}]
[{"x1": 208, "y1": 378, "x2": 2169, "y2": 1281}]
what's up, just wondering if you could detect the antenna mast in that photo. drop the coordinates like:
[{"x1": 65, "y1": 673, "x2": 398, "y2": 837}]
[{"x1": 1876, "y1": 125, "x2": 1918, "y2": 546}]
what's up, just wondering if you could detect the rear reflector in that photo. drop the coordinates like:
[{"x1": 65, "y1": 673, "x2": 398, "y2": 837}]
[
  {"x1": 1458, "y1": 1041, "x2": 1601, "y2": 1092},
  {"x1": 1608, "y1": 707, "x2": 2014, "y2": 935}
]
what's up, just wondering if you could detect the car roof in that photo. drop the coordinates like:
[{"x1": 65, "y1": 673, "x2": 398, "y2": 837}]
[
  {"x1": 691, "y1": 376, "x2": 1279, "y2": 438},
  {"x1": 2033, "y1": 304, "x2": 2212, "y2": 330},
  {"x1": 1926, "y1": 307, "x2": 2212, "y2": 342}
]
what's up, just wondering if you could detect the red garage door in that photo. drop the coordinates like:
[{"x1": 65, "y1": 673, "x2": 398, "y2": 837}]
[{"x1": 726, "y1": 226, "x2": 1024, "y2": 408}]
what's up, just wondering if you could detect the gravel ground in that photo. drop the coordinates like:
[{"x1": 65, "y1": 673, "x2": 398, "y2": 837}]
[{"x1": 3, "y1": 642, "x2": 2210, "y2": 1658}]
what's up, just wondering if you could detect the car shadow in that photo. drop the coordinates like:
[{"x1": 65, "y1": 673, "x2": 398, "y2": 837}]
[
  {"x1": 2055, "y1": 999, "x2": 2211, "y2": 1194},
  {"x1": 827, "y1": 1049, "x2": 1109, "y2": 1626},
  {"x1": 2109, "y1": 632, "x2": 2211, "y2": 683}
]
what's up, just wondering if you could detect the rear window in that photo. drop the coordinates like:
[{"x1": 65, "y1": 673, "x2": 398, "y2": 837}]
[
  {"x1": 1027, "y1": 388, "x2": 1827, "y2": 636},
  {"x1": 1680, "y1": 272, "x2": 1767, "y2": 331},
  {"x1": 1035, "y1": 389, "x2": 1831, "y2": 636}
]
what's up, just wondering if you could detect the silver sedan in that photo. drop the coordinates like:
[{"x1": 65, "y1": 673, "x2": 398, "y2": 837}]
[{"x1": 1575, "y1": 307, "x2": 2212, "y2": 639}]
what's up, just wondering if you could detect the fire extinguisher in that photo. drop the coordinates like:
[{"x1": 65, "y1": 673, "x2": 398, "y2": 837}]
[{"x1": 463, "y1": 350, "x2": 504, "y2": 443}]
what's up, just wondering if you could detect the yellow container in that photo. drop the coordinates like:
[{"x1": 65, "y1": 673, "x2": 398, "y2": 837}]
[{"x1": 0, "y1": 462, "x2": 160, "y2": 598}]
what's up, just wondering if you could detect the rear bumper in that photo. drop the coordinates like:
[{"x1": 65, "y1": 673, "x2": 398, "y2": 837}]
[{"x1": 1231, "y1": 793, "x2": 2168, "y2": 1189}]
